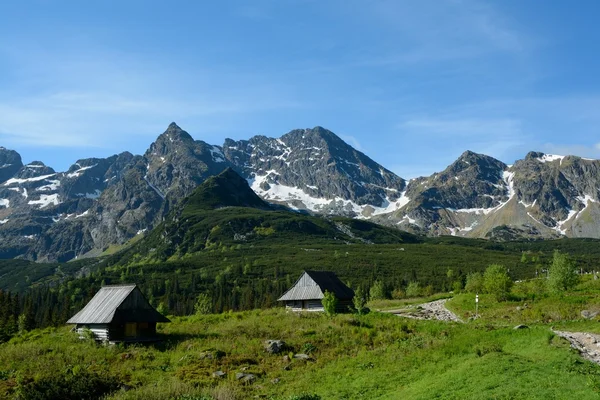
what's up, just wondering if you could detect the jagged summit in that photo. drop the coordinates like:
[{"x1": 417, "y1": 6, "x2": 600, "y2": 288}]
[{"x1": 156, "y1": 122, "x2": 194, "y2": 144}]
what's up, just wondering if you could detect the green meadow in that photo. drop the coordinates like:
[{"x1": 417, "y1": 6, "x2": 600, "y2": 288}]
[{"x1": 3, "y1": 276, "x2": 600, "y2": 399}]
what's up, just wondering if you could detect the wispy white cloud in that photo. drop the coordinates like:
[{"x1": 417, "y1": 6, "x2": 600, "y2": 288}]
[
  {"x1": 399, "y1": 117, "x2": 526, "y2": 160},
  {"x1": 0, "y1": 44, "x2": 304, "y2": 148},
  {"x1": 352, "y1": 0, "x2": 528, "y2": 66},
  {"x1": 340, "y1": 134, "x2": 363, "y2": 151}
]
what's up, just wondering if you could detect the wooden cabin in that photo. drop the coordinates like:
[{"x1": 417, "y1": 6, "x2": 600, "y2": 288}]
[
  {"x1": 278, "y1": 270, "x2": 354, "y2": 312},
  {"x1": 67, "y1": 284, "x2": 170, "y2": 343}
]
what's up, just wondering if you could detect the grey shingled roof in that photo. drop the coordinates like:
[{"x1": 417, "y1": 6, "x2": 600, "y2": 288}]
[
  {"x1": 66, "y1": 285, "x2": 169, "y2": 324},
  {"x1": 278, "y1": 271, "x2": 354, "y2": 301}
]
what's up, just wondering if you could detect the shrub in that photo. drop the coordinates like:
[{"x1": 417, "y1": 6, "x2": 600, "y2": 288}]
[
  {"x1": 287, "y1": 395, "x2": 322, "y2": 400},
  {"x1": 547, "y1": 250, "x2": 579, "y2": 293},
  {"x1": 322, "y1": 291, "x2": 338, "y2": 316},
  {"x1": 17, "y1": 369, "x2": 120, "y2": 400},
  {"x1": 452, "y1": 280, "x2": 463, "y2": 293},
  {"x1": 369, "y1": 280, "x2": 386, "y2": 300},
  {"x1": 406, "y1": 281, "x2": 421, "y2": 298},
  {"x1": 353, "y1": 287, "x2": 368, "y2": 315},
  {"x1": 465, "y1": 272, "x2": 484, "y2": 293},
  {"x1": 483, "y1": 264, "x2": 512, "y2": 301},
  {"x1": 194, "y1": 293, "x2": 213, "y2": 315}
]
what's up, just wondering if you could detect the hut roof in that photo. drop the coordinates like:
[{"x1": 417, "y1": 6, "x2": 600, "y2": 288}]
[
  {"x1": 67, "y1": 284, "x2": 169, "y2": 324},
  {"x1": 278, "y1": 270, "x2": 354, "y2": 301}
]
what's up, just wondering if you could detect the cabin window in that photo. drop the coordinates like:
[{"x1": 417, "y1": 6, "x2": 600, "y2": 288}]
[
  {"x1": 125, "y1": 323, "x2": 137, "y2": 337},
  {"x1": 138, "y1": 322, "x2": 149, "y2": 330}
]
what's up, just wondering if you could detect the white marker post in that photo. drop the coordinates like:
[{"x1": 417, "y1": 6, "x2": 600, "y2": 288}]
[{"x1": 475, "y1": 294, "x2": 479, "y2": 319}]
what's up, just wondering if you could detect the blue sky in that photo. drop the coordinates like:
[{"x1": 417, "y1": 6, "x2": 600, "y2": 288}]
[{"x1": 1, "y1": 0, "x2": 600, "y2": 178}]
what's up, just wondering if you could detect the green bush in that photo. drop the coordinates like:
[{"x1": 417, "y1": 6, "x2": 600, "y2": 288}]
[
  {"x1": 483, "y1": 264, "x2": 512, "y2": 301},
  {"x1": 322, "y1": 291, "x2": 338, "y2": 316},
  {"x1": 465, "y1": 272, "x2": 484, "y2": 293},
  {"x1": 369, "y1": 280, "x2": 386, "y2": 300},
  {"x1": 287, "y1": 395, "x2": 322, "y2": 400},
  {"x1": 547, "y1": 250, "x2": 579, "y2": 293},
  {"x1": 406, "y1": 281, "x2": 421, "y2": 298},
  {"x1": 194, "y1": 293, "x2": 213, "y2": 315},
  {"x1": 353, "y1": 287, "x2": 368, "y2": 315},
  {"x1": 17, "y1": 368, "x2": 120, "y2": 400}
]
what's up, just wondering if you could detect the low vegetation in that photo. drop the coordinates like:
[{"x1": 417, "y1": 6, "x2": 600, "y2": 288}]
[{"x1": 3, "y1": 271, "x2": 600, "y2": 399}]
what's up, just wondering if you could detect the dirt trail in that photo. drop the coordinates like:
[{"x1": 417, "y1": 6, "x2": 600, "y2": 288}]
[
  {"x1": 553, "y1": 330, "x2": 600, "y2": 365},
  {"x1": 386, "y1": 299, "x2": 462, "y2": 322}
]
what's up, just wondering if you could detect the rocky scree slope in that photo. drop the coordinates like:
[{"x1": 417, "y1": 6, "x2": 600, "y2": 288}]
[{"x1": 1, "y1": 123, "x2": 600, "y2": 261}]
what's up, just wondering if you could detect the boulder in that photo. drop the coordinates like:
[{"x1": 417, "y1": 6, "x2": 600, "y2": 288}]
[
  {"x1": 236, "y1": 373, "x2": 256, "y2": 383},
  {"x1": 264, "y1": 340, "x2": 286, "y2": 354},
  {"x1": 293, "y1": 353, "x2": 311, "y2": 360},
  {"x1": 514, "y1": 325, "x2": 529, "y2": 330},
  {"x1": 212, "y1": 371, "x2": 226, "y2": 379},
  {"x1": 581, "y1": 310, "x2": 599, "y2": 320}
]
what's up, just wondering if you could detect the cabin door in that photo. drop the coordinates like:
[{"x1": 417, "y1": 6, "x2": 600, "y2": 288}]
[{"x1": 125, "y1": 323, "x2": 137, "y2": 337}]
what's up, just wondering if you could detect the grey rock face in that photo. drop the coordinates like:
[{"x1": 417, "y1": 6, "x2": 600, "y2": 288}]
[
  {"x1": 223, "y1": 126, "x2": 405, "y2": 216},
  {"x1": 0, "y1": 147, "x2": 23, "y2": 183}
]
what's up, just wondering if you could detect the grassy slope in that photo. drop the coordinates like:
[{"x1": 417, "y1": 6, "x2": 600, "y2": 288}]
[{"x1": 3, "y1": 287, "x2": 600, "y2": 399}]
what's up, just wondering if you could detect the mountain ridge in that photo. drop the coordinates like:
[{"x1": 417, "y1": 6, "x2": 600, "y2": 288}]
[{"x1": 0, "y1": 123, "x2": 599, "y2": 261}]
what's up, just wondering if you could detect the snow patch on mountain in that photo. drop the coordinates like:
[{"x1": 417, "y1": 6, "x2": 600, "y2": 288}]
[
  {"x1": 0, "y1": 199, "x2": 9, "y2": 208},
  {"x1": 75, "y1": 190, "x2": 101, "y2": 199},
  {"x1": 249, "y1": 173, "x2": 364, "y2": 215},
  {"x1": 38, "y1": 180, "x2": 60, "y2": 191},
  {"x1": 67, "y1": 164, "x2": 97, "y2": 178},
  {"x1": 75, "y1": 210, "x2": 90, "y2": 218},
  {"x1": 28, "y1": 194, "x2": 60, "y2": 208},
  {"x1": 144, "y1": 175, "x2": 165, "y2": 199},
  {"x1": 4, "y1": 174, "x2": 56, "y2": 186},
  {"x1": 537, "y1": 154, "x2": 565, "y2": 164},
  {"x1": 209, "y1": 146, "x2": 226, "y2": 163},
  {"x1": 371, "y1": 190, "x2": 410, "y2": 216}
]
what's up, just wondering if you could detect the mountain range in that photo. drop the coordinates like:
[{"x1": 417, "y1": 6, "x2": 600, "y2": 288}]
[{"x1": 0, "y1": 122, "x2": 599, "y2": 262}]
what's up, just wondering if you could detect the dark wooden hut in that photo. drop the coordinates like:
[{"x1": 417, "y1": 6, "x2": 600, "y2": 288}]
[
  {"x1": 67, "y1": 284, "x2": 170, "y2": 343},
  {"x1": 278, "y1": 270, "x2": 354, "y2": 312}
]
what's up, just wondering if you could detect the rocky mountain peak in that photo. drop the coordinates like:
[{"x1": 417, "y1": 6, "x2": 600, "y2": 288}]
[
  {"x1": 147, "y1": 122, "x2": 194, "y2": 154},
  {"x1": 444, "y1": 151, "x2": 507, "y2": 180},
  {"x1": 16, "y1": 161, "x2": 56, "y2": 179},
  {"x1": 0, "y1": 147, "x2": 24, "y2": 183}
]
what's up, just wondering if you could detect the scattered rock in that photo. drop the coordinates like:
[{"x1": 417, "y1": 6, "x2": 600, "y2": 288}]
[
  {"x1": 514, "y1": 325, "x2": 529, "y2": 330},
  {"x1": 581, "y1": 310, "x2": 599, "y2": 320},
  {"x1": 282, "y1": 355, "x2": 290, "y2": 362},
  {"x1": 553, "y1": 330, "x2": 600, "y2": 365},
  {"x1": 283, "y1": 364, "x2": 291, "y2": 371},
  {"x1": 390, "y1": 299, "x2": 462, "y2": 322},
  {"x1": 236, "y1": 373, "x2": 256, "y2": 383},
  {"x1": 199, "y1": 349, "x2": 226, "y2": 360},
  {"x1": 272, "y1": 378, "x2": 280, "y2": 384},
  {"x1": 121, "y1": 384, "x2": 133, "y2": 392},
  {"x1": 293, "y1": 353, "x2": 311, "y2": 360},
  {"x1": 212, "y1": 371, "x2": 226, "y2": 379},
  {"x1": 264, "y1": 340, "x2": 286, "y2": 354}
]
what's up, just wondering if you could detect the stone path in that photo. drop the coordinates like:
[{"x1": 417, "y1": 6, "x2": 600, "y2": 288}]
[
  {"x1": 553, "y1": 330, "x2": 600, "y2": 365},
  {"x1": 386, "y1": 299, "x2": 462, "y2": 322}
]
